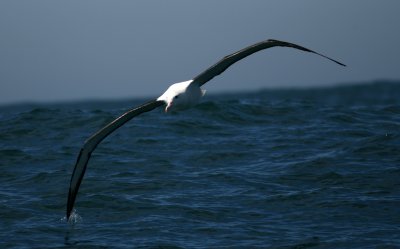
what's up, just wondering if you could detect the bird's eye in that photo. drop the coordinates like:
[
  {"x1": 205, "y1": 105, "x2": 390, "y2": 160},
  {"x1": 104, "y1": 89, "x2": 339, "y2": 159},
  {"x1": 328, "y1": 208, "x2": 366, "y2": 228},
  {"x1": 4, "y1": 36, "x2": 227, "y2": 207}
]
[{"x1": 174, "y1": 95, "x2": 179, "y2": 99}]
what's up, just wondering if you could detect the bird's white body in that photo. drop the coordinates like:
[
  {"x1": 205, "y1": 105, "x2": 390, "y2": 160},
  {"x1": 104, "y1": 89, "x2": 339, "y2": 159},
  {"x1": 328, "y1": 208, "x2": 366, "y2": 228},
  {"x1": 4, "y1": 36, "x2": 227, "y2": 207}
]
[{"x1": 157, "y1": 80, "x2": 206, "y2": 112}]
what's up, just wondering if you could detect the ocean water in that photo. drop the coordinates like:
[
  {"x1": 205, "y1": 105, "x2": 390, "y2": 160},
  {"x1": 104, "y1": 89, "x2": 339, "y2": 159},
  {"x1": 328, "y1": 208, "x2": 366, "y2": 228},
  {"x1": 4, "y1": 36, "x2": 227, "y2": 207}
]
[{"x1": 1, "y1": 82, "x2": 399, "y2": 249}]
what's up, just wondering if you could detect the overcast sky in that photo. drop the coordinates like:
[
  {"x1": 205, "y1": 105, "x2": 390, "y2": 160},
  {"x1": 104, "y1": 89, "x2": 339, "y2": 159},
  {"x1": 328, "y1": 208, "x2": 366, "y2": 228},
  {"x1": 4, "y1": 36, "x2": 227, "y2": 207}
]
[{"x1": 1, "y1": 0, "x2": 399, "y2": 105}]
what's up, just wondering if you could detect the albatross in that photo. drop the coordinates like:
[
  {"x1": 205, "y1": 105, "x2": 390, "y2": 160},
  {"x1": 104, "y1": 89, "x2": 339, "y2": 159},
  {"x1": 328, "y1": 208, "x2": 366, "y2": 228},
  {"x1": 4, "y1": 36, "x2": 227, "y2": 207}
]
[{"x1": 66, "y1": 39, "x2": 345, "y2": 220}]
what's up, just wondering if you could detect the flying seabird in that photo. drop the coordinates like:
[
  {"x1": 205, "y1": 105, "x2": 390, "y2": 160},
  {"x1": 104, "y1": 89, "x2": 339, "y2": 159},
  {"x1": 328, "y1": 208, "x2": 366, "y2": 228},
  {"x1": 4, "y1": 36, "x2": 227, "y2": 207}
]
[{"x1": 66, "y1": 39, "x2": 345, "y2": 220}]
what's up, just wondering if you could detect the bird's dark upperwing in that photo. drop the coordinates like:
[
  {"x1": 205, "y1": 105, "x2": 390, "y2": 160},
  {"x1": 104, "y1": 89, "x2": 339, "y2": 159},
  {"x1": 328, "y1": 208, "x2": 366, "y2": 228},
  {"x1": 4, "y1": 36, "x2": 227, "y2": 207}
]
[
  {"x1": 191, "y1": 39, "x2": 346, "y2": 87},
  {"x1": 66, "y1": 99, "x2": 164, "y2": 220}
]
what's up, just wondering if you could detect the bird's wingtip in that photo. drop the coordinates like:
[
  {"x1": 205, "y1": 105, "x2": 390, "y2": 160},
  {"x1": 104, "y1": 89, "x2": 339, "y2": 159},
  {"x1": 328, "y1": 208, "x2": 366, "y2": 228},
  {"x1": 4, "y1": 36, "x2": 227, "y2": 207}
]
[{"x1": 332, "y1": 58, "x2": 346, "y2": 67}]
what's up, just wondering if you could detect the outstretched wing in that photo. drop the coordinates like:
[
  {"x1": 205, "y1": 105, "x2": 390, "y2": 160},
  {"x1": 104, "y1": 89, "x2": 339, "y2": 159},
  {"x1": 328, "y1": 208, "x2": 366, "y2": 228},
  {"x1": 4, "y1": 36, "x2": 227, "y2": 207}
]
[
  {"x1": 191, "y1": 39, "x2": 345, "y2": 87},
  {"x1": 66, "y1": 99, "x2": 164, "y2": 219}
]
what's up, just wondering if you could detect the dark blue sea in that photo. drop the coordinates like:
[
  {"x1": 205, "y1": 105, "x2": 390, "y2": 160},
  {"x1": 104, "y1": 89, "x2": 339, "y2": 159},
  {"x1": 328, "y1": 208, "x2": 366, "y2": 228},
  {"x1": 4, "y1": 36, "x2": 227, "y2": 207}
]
[{"x1": 1, "y1": 82, "x2": 399, "y2": 249}]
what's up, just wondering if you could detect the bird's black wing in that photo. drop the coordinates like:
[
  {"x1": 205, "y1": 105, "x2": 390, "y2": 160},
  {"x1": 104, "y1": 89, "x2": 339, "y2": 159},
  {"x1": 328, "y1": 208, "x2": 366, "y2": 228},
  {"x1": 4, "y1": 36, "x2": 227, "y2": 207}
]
[
  {"x1": 191, "y1": 39, "x2": 345, "y2": 87},
  {"x1": 66, "y1": 99, "x2": 164, "y2": 220}
]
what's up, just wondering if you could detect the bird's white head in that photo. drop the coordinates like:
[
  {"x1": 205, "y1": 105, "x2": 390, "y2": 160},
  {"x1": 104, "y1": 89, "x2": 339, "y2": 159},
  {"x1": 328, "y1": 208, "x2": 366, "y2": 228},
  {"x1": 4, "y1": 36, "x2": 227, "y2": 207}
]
[{"x1": 157, "y1": 80, "x2": 206, "y2": 112}]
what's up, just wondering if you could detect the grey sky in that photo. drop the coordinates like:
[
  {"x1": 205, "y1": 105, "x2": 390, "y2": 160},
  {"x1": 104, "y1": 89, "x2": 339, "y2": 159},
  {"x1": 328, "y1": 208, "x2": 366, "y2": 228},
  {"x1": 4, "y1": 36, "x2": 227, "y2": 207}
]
[{"x1": 1, "y1": 1, "x2": 399, "y2": 105}]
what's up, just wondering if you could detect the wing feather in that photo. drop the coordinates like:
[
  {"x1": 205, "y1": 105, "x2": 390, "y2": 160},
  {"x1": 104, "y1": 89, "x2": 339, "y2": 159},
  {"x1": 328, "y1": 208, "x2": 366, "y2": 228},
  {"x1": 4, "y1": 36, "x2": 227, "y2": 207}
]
[
  {"x1": 66, "y1": 99, "x2": 164, "y2": 219},
  {"x1": 192, "y1": 39, "x2": 345, "y2": 87}
]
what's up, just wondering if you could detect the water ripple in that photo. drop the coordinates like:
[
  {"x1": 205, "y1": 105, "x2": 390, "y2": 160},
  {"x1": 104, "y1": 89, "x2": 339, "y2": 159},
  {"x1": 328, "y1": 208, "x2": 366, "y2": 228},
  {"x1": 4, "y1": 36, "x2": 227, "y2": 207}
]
[{"x1": 1, "y1": 82, "x2": 399, "y2": 248}]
